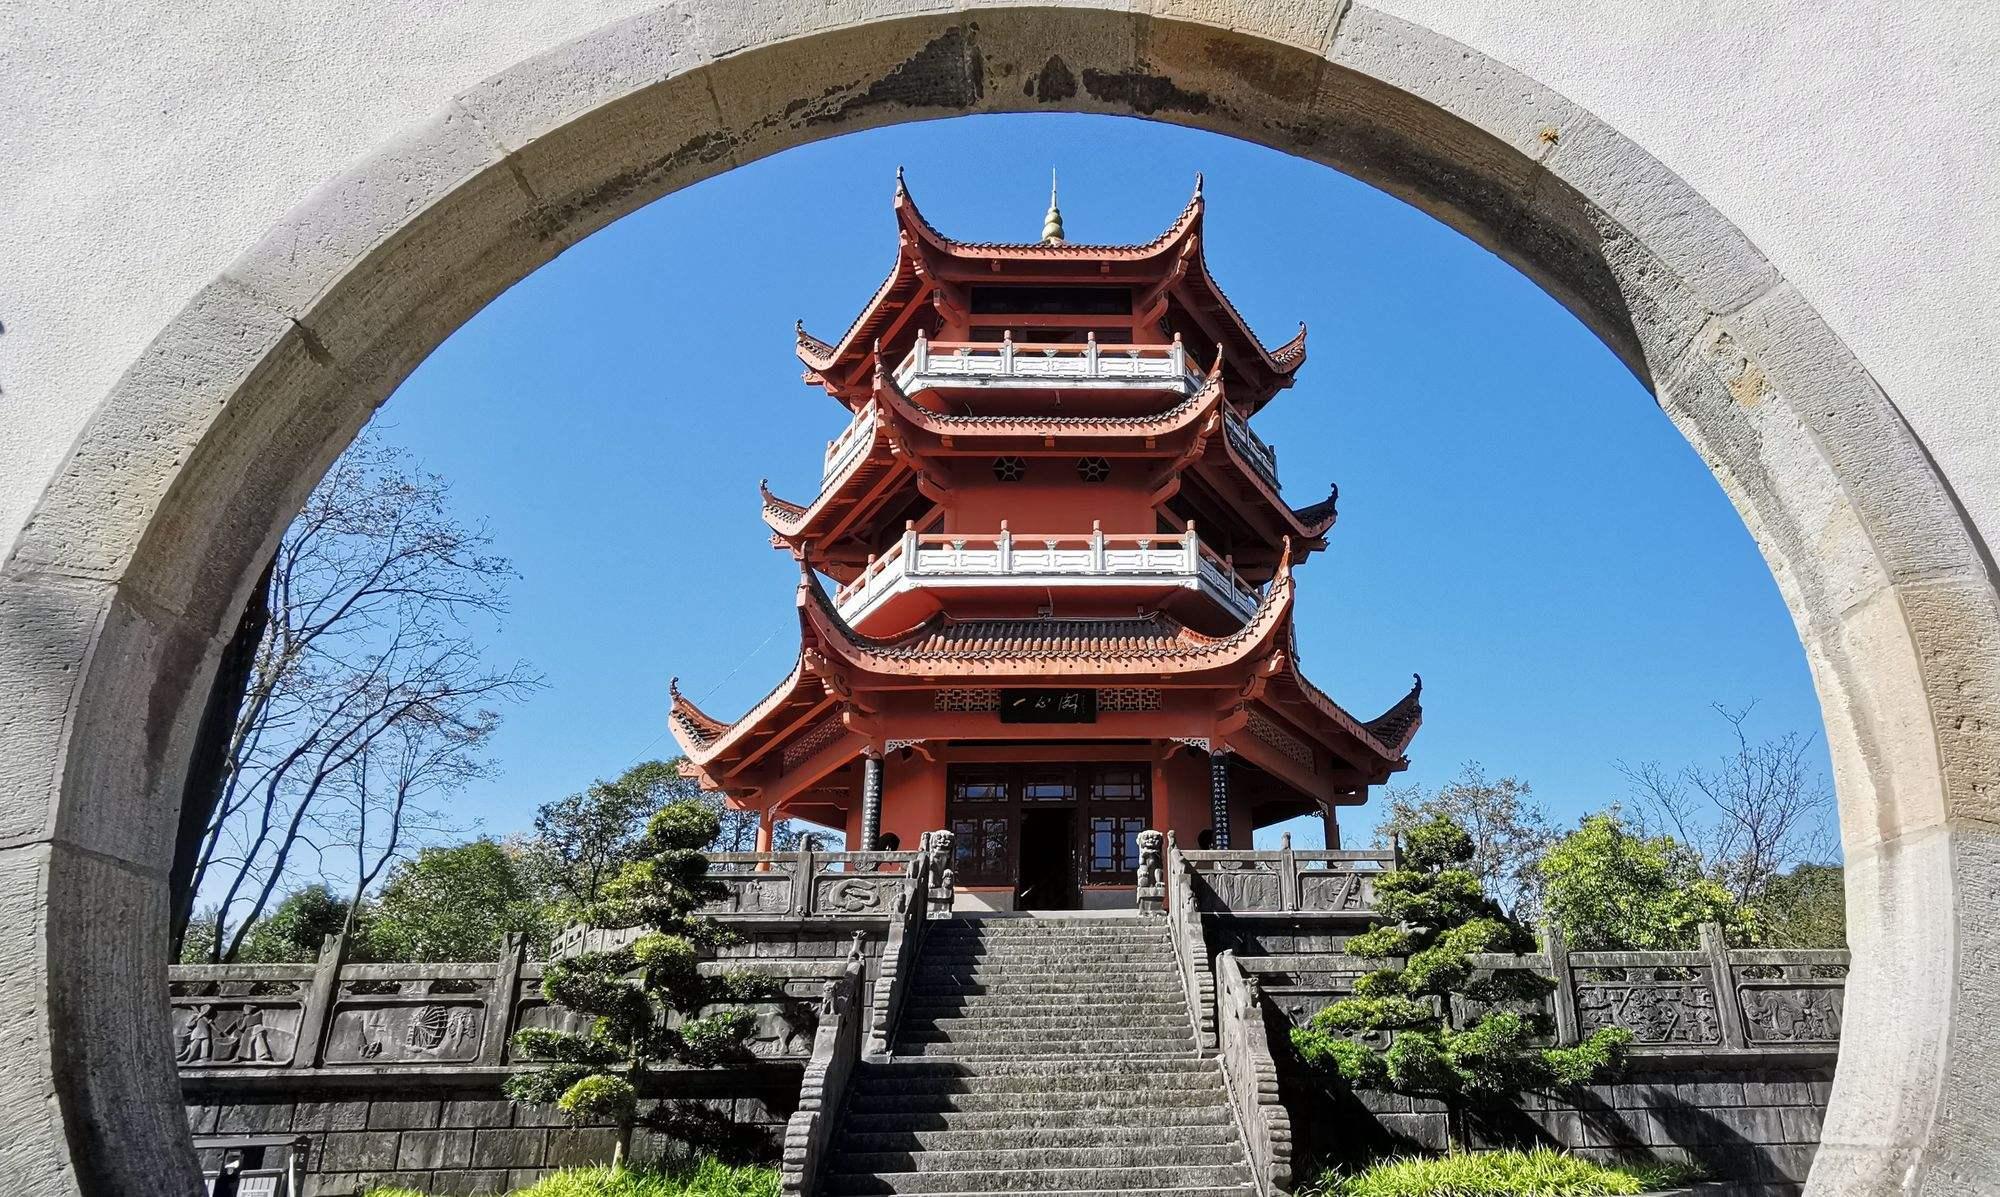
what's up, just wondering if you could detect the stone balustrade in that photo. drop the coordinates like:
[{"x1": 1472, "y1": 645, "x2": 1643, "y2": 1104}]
[
  {"x1": 894, "y1": 332, "x2": 1203, "y2": 395},
  {"x1": 833, "y1": 523, "x2": 1263, "y2": 625}
]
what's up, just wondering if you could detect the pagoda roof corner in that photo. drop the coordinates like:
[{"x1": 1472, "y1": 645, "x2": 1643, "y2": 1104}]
[
  {"x1": 1364, "y1": 673, "x2": 1425, "y2": 757},
  {"x1": 667, "y1": 676, "x2": 730, "y2": 756},
  {"x1": 1292, "y1": 482, "x2": 1339, "y2": 534}
]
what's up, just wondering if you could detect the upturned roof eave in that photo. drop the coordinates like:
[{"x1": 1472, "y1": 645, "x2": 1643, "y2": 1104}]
[{"x1": 873, "y1": 357, "x2": 1229, "y2": 447}]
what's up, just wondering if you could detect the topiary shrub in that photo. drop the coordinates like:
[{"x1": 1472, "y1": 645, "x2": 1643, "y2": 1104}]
[
  {"x1": 505, "y1": 801, "x2": 779, "y2": 1166},
  {"x1": 1292, "y1": 815, "x2": 1632, "y2": 1149}
]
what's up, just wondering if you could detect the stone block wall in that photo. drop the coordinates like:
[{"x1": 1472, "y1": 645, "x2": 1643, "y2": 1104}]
[
  {"x1": 1282, "y1": 1063, "x2": 1831, "y2": 1196},
  {"x1": 187, "y1": 1078, "x2": 796, "y2": 1196}
]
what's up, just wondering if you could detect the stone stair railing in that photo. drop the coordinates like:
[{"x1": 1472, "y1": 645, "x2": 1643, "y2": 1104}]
[
  {"x1": 780, "y1": 932, "x2": 869, "y2": 1197},
  {"x1": 1163, "y1": 831, "x2": 1219, "y2": 1053},
  {"x1": 864, "y1": 832, "x2": 941, "y2": 1059},
  {"x1": 1216, "y1": 948, "x2": 1294, "y2": 1197}
]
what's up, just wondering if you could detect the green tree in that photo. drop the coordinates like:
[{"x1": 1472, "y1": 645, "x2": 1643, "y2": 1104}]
[
  {"x1": 521, "y1": 758, "x2": 815, "y2": 925},
  {"x1": 366, "y1": 839, "x2": 550, "y2": 961},
  {"x1": 1374, "y1": 763, "x2": 1555, "y2": 921},
  {"x1": 1537, "y1": 812, "x2": 1753, "y2": 950},
  {"x1": 1755, "y1": 863, "x2": 1846, "y2": 949},
  {"x1": 1292, "y1": 816, "x2": 1630, "y2": 1147},
  {"x1": 236, "y1": 884, "x2": 354, "y2": 963},
  {"x1": 505, "y1": 800, "x2": 773, "y2": 1166}
]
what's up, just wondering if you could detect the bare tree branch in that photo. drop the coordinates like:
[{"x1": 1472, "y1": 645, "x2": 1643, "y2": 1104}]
[{"x1": 190, "y1": 434, "x2": 540, "y2": 961}]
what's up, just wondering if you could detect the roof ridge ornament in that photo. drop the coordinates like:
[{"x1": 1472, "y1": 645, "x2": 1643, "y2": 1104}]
[{"x1": 1041, "y1": 169, "x2": 1064, "y2": 244}]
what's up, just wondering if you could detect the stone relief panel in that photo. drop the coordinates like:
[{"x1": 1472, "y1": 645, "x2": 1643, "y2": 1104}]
[
  {"x1": 706, "y1": 874, "x2": 796, "y2": 916},
  {"x1": 1576, "y1": 979, "x2": 1722, "y2": 1045},
  {"x1": 810, "y1": 873, "x2": 897, "y2": 916},
  {"x1": 1740, "y1": 984, "x2": 1843, "y2": 1044},
  {"x1": 1197, "y1": 863, "x2": 1282, "y2": 912},
  {"x1": 324, "y1": 1001, "x2": 484, "y2": 1064},
  {"x1": 172, "y1": 1001, "x2": 304, "y2": 1067},
  {"x1": 1296, "y1": 870, "x2": 1374, "y2": 913}
]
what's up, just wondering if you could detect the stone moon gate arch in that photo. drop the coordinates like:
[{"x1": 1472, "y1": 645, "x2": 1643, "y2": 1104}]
[{"x1": 2, "y1": 5, "x2": 1994, "y2": 1195}]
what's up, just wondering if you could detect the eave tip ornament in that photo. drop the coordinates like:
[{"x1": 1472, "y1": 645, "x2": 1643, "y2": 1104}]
[{"x1": 1042, "y1": 169, "x2": 1065, "y2": 244}]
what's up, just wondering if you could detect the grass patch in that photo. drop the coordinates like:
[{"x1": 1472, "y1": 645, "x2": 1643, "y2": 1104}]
[
  {"x1": 364, "y1": 1158, "x2": 780, "y2": 1197},
  {"x1": 1303, "y1": 1148, "x2": 1704, "y2": 1197}
]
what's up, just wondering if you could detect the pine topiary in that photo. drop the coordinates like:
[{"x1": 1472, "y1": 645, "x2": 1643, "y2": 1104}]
[
  {"x1": 1291, "y1": 815, "x2": 1631, "y2": 1146},
  {"x1": 506, "y1": 800, "x2": 779, "y2": 1165}
]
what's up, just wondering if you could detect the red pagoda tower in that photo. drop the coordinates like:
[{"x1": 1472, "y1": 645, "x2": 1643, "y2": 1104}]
[{"x1": 670, "y1": 173, "x2": 1422, "y2": 910}]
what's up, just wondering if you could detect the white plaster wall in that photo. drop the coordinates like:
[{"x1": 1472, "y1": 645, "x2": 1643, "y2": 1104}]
[{"x1": 1, "y1": 0, "x2": 1994, "y2": 550}]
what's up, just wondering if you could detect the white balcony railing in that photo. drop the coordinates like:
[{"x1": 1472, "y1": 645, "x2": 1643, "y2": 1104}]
[
  {"x1": 821, "y1": 404, "x2": 878, "y2": 490},
  {"x1": 894, "y1": 332, "x2": 1205, "y2": 395},
  {"x1": 832, "y1": 524, "x2": 1264, "y2": 626}
]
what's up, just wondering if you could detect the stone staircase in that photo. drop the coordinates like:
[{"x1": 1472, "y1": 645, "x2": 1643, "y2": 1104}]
[{"x1": 821, "y1": 915, "x2": 1257, "y2": 1197}]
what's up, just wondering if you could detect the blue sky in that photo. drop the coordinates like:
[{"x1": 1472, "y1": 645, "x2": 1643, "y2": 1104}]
[{"x1": 375, "y1": 112, "x2": 1831, "y2": 849}]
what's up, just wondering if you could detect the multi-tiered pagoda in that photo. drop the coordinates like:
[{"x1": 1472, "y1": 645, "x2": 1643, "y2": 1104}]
[{"x1": 670, "y1": 174, "x2": 1421, "y2": 910}]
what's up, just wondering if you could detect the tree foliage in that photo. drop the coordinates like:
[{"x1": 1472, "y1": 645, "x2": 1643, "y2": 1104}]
[
  {"x1": 505, "y1": 800, "x2": 774, "y2": 1162},
  {"x1": 1293, "y1": 816, "x2": 1630, "y2": 1143},
  {"x1": 1755, "y1": 862, "x2": 1846, "y2": 949},
  {"x1": 234, "y1": 884, "x2": 351, "y2": 963},
  {"x1": 519, "y1": 758, "x2": 819, "y2": 927},
  {"x1": 367, "y1": 839, "x2": 551, "y2": 962},
  {"x1": 1374, "y1": 764, "x2": 1555, "y2": 921},
  {"x1": 1537, "y1": 812, "x2": 1752, "y2": 951}
]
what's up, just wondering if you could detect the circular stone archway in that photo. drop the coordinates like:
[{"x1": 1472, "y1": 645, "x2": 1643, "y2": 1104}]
[{"x1": 3, "y1": 5, "x2": 1996, "y2": 1195}]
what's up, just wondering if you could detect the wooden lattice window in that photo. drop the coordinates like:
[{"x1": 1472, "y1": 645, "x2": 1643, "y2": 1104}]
[{"x1": 1089, "y1": 816, "x2": 1148, "y2": 876}]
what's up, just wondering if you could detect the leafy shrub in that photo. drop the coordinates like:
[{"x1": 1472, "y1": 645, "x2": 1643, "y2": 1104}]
[
  {"x1": 1301, "y1": 1148, "x2": 1701, "y2": 1197},
  {"x1": 514, "y1": 1160, "x2": 781, "y2": 1197},
  {"x1": 363, "y1": 1158, "x2": 781, "y2": 1197}
]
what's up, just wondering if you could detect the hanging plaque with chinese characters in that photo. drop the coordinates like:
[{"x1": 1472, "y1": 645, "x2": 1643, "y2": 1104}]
[{"x1": 998, "y1": 688, "x2": 1097, "y2": 724}]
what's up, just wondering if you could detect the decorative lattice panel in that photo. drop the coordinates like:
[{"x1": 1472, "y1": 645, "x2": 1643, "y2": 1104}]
[
  {"x1": 1248, "y1": 710, "x2": 1315, "y2": 772},
  {"x1": 1097, "y1": 687, "x2": 1162, "y2": 712},
  {"x1": 782, "y1": 717, "x2": 846, "y2": 770},
  {"x1": 933, "y1": 688, "x2": 1000, "y2": 712}
]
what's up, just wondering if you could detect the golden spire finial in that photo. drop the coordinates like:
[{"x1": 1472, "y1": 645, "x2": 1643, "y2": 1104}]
[{"x1": 1041, "y1": 169, "x2": 1065, "y2": 244}]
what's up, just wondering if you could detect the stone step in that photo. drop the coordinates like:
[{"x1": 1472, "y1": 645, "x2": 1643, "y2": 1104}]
[
  {"x1": 904, "y1": 1016, "x2": 1192, "y2": 1032},
  {"x1": 908, "y1": 977, "x2": 1185, "y2": 993},
  {"x1": 856, "y1": 1057, "x2": 1217, "y2": 1079},
  {"x1": 836, "y1": 1145, "x2": 1246, "y2": 1175},
  {"x1": 923, "y1": 935, "x2": 1171, "y2": 947},
  {"x1": 916, "y1": 960, "x2": 1176, "y2": 972},
  {"x1": 899, "y1": 1011, "x2": 1190, "y2": 1029},
  {"x1": 895, "y1": 1044, "x2": 1197, "y2": 1060},
  {"x1": 836, "y1": 1096, "x2": 1224, "y2": 1120},
  {"x1": 852, "y1": 1067, "x2": 1216, "y2": 1097},
  {"x1": 840, "y1": 1107, "x2": 1237, "y2": 1135},
  {"x1": 895, "y1": 1030, "x2": 1196, "y2": 1051},
  {"x1": 840, "y1": 1124, "x2": 1245, "y2": 1153},
  {"x1": 928, "y1": 922, "x2": 1169, "y2": 931},
  {"x1": 902, "y1": 999, "x2": 1194, "y2": 1019},
  {"x1": 824, "y1": 1164, "x2": 1254, "y2": 1194},
  {"x1": 914, "y1": 962, "x2": 1174, "y2": 974}
]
